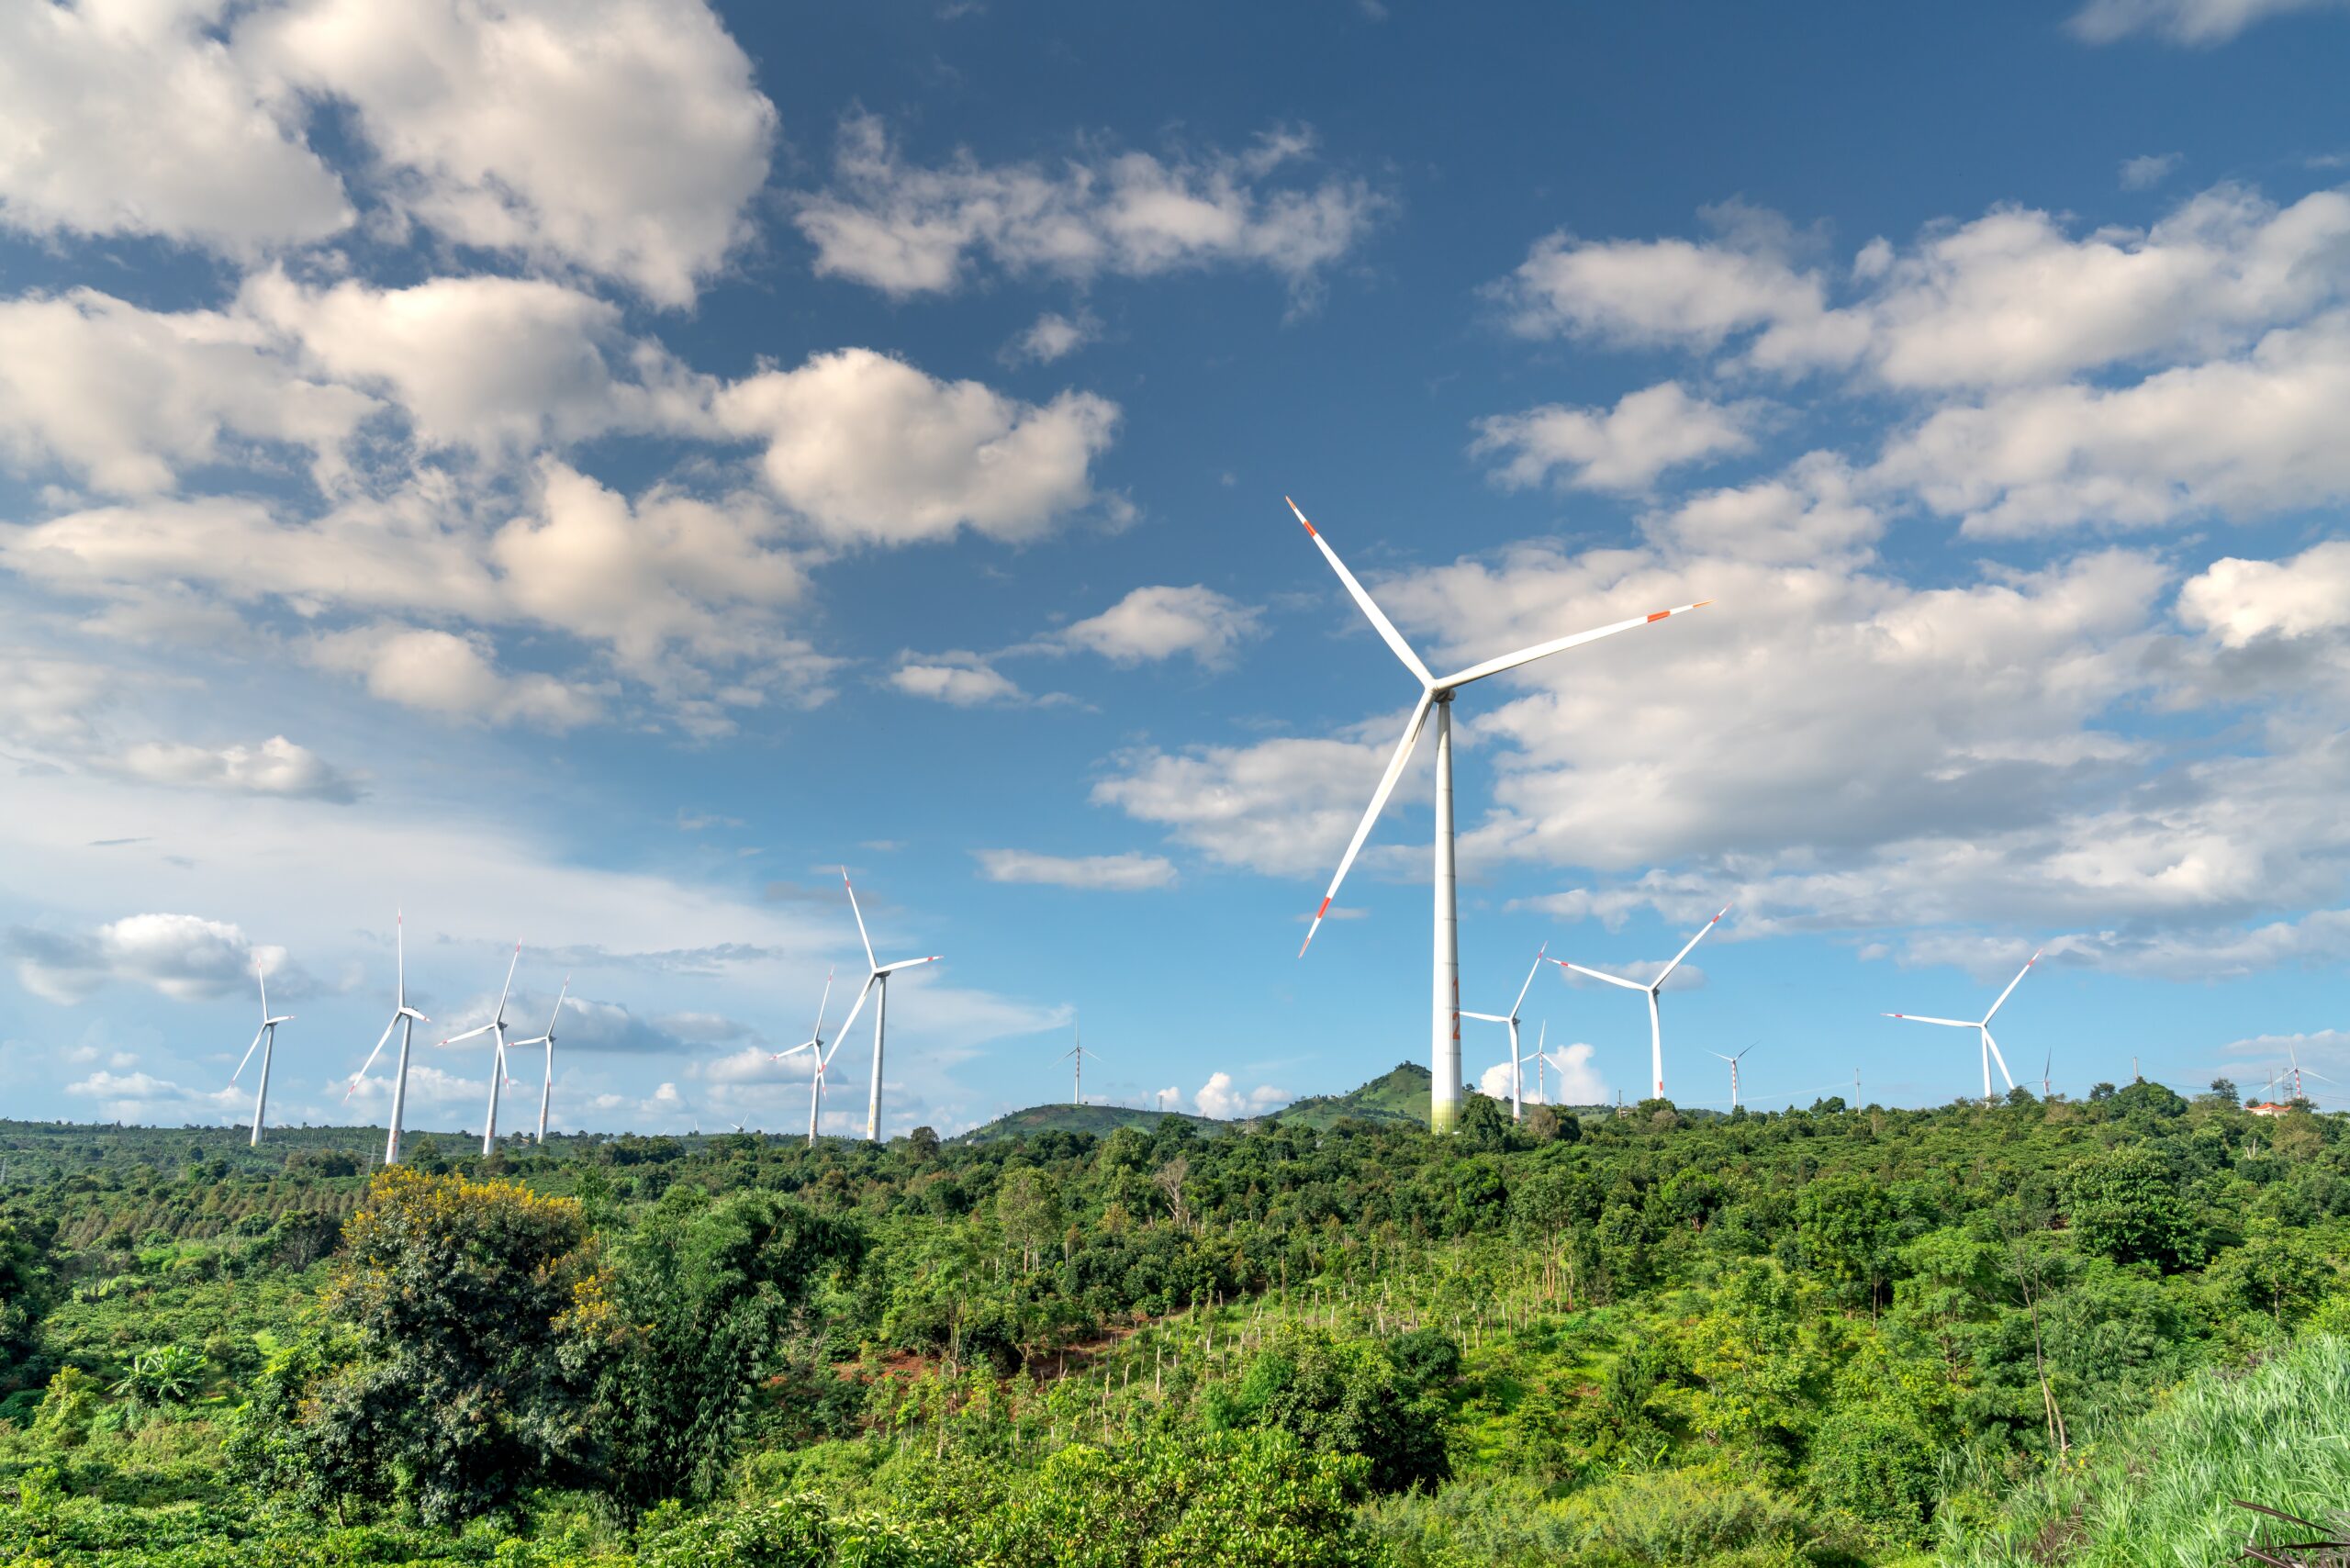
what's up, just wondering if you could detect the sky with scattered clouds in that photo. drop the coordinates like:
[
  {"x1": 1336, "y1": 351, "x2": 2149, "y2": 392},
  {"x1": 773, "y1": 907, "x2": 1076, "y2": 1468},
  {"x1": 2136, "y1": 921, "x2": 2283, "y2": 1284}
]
[{"x1": 5, "y1": 0, "x2": 2349, "y2": 1137}]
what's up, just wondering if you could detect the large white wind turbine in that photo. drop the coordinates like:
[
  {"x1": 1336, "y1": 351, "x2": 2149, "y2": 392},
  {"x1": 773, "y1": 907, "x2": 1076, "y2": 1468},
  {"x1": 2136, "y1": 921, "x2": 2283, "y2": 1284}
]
[
  {"x1": 509, "y1": 978, "x2": 569, "y2": 1145},
  {"x1": 1461, "y1": 944, "x2": 1549, "y2": 1121},
  {"x1": 442, "y1": 943, "x2": 523, "y2": 1157},
  {"x1": 345, "y1": 912, "x2": 430, "y2": 1166},
  {"x1": 1886, "y1": 948, "x2": 2042, "y2": 1104},
  {"x1": 1707, "y1": 1043, "x2": 1754, "y2": 1109},
  {"x1": 227, "y1": 962, "x2": 293, "y2": 1148},
  {"x1": 1287, "y1": 497, "x2": 1708, "y2": 1133},
  {"x1": 828, "y1": 868, "x2": 940, "y2": 1142},
  {"x1": 1555, "y1": 905, "x2": 1730, "y2": 1103},
  {"x1": 771, "y1": 969, "x2": 837, "y2": 1147},
  {"x1": 1059, "y1": 1019, "x2": 1105, "y2": 1106}
]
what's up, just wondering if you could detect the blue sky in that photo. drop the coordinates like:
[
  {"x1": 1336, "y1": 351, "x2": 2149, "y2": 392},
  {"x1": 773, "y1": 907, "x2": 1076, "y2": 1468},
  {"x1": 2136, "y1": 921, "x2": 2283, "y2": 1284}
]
[{"x1": 4, "y1": 0, "x2": 2349, "y2": 1137}]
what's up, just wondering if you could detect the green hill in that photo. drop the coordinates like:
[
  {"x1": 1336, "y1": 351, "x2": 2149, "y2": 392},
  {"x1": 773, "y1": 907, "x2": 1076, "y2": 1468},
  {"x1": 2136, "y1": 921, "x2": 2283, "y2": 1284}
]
[
  {"x1": 949, "y1": 1102, "x2": 1234, "y2": 1145},
  {"x1": 1275, "y1": 1061, "x2": 1451, "y2": 1129}
]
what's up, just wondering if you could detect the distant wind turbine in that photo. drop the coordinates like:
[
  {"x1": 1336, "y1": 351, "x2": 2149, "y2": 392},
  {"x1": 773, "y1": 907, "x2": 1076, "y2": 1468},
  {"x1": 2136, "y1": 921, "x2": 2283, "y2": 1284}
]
[
  {"x1": 1885, "y1": 948, "x2": 2041, "y2": 1104},
  {"x1": 771, "y1": 969, "x2": 836, "y2": 1147},
  {"x1": 228, "y1": 961, "x2": 293, "y2": 1148},
  {"x1": 344, "y1": 912, "x2": 430, "y2": 1166},
  {"x1": 510, "y1": 976, "x2": 569, "y2": 1144},
  {"x1": 1554, "y1": 905, "x2": 1731, "y2": 1102},
  {"x1": 1707, "y1": 1043, "x2": 1753, "y2": 1109},
  {"x1": 1461, "y1": 944, "x2": 1549, "y2": 1121},
  {"x1": 1060, "y1": 1018, "x2": 1105, "y2": 1106},
  {"x1": 1286, "y1": 496, "x2": 1709, "y2": 1133},
  {"x1": 829, "y1": 868, "x2": 941, "y2": 1141},
  {"x1": 442, "y1": 943, "x2": 524, "y2": 1157}
]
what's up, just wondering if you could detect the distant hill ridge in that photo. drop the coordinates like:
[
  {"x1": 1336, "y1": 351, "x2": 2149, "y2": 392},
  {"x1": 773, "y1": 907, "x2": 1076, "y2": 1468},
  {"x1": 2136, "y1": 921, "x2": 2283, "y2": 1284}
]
[{"x1": 953, "y1": 1061, "x2": 1496, "y2": 1144}]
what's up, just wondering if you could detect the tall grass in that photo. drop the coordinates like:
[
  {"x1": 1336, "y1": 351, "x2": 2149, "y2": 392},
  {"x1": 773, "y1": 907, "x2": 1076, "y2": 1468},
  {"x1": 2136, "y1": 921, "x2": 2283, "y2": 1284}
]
[{"x1": 1941, "y1": 1334, "x2": 2350, "y2": 1567}]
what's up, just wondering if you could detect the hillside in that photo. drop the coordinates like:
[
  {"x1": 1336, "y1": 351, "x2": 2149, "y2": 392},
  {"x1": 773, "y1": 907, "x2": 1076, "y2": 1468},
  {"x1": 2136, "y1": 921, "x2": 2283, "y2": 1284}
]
[
  {"x1": 949, "y1": 1102, "x2": 1234, "y2": 1145},
  {"x1": 1273, "y1": 1061, "x2": 1450, "y2": 1129}
]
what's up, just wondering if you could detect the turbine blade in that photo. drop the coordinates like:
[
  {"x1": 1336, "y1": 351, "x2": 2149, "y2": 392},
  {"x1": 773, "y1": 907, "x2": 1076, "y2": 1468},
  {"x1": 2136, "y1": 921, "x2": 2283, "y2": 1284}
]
[
  {"x1": 544, "y1": 977, "x2": 570, "y2": 1038},
  {"x1": 1511, "y1": 941, "x2": 1549, "y2": 1017},
  {"x1": 842, "y1": 868, "x2": 878, "y2": 971},
  {"x1": 497, "y1": 941, "x2": 520, "y2": 1020},
  {"x1": 1982, "y1": 948, "x2": 2042, "y2": 1025},
  {"x1": 229, "y1": 1025, "x2": 266, "y2": 1085},
  {"x1": 1556, "y1": 959, "x2": 1649, "y2": 992},
  {"x1": 1434, "y1": 601, "x2": 1712, "y2": 690},
  {"x1": 1300, "y1": 688, "x2": 1435, "y2": 957},
  {"x1": 256, "y1": 965, "x2": 269, "y2": 1021},
  {"x1": 346, "y1": 1014, "x2": 398, "y2": 1098},
  {"x1": 1885, "y1": 1014, "x2": 1976, "y2": 1028},
  {"x1": 811, "y1": 968, "x2": 834, "y2": 1042},
  {"x1": 879, "y1": 955, "x2": 941, "y2": 974},
  {"x1": 1460, "y1": 1011, "x2": 1510, "y2": 1024},
  {"x1": 1654, "y1": 904, "x2": 1730, "y2": 987},
  {"x1": 442, "y1": 1023, "x2": 494, "y2": 1047},
  {"x1": 1286, "y1": 497, "x2": 1434, "y2": 686},
  {"x1": 1984, "y1": 1028, "x2": 2016, "y2": 1091},
  {"x1": 826, "y1": 974, "x2": 878, "y2": 1067}
]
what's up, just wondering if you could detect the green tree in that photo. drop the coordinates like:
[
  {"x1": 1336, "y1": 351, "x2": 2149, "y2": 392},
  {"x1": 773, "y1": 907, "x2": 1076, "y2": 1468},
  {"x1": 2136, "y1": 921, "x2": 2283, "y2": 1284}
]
[
  {"x1": 285, "y1": 1166, "x2": 610, "y2": 1524},
  {"x1": 1211, "y1": 1326, "x2": 1452, "y2": 1494},
  {"x1": 2065, "y1": 1146, "x2": 2203, "y2": 1270},
  {"x1": 596, "y1": 1188, "x2": 866, "y2": 1513},
  {"x1": 2208, "y1": 1225, "x2": 2332, "y2": 1325}
]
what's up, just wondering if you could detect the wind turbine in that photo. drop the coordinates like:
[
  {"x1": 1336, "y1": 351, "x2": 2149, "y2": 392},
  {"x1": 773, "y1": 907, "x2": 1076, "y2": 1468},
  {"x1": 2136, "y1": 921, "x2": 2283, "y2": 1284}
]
[
  {"x1": 1461, "y1": 944, "x2": 1549, "y2": 1121},
  {"x1": 828, "y1": 868, "x2": 940, "y2": 1142},
  {"x1": 1885, "y1": 948, "x2": 2041, "y2": 1104},
  {"x1": 1707, "y1": 1043, "x2": 1753, "y2": 1109},
  {"x1": 344, "y1": 912, "x2": 430, "y2": 1166},
  {"x1": 510, "y1": 977, "x2": 569, "y2": 1145},
  {"x1": 442, "y1": 943, "x2": 523, "y2": 1157},
  {"x1": 228, "y1": 962, "x2": 293, "y2": 1148},
  {"x1": 771, "y1": 969, "x2": 836, "y2": 1147},
  {"x1": 1059, "y1": 1019, "x2": 1106, "y2": 1106},
  {"x1": 2286, "y1": 1039, "x2": 2338, "y2": 1103},
  {"x1": 1554, "y1": 905, "x2": 1731, "y2": 1103},
  {"x1": 2042, "y1": 1048, "x2": 2053, "y2": 1100},
  {"x1": 1286, "y1": 497, "x2": 1708, "y2": 1134}
]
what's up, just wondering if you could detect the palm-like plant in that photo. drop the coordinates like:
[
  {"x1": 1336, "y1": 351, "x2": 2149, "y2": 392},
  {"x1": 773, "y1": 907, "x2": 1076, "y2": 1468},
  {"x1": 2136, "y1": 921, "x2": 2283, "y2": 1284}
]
[{"x1": 110, "y1": 1343, "x2": 206, "y2": 1406}]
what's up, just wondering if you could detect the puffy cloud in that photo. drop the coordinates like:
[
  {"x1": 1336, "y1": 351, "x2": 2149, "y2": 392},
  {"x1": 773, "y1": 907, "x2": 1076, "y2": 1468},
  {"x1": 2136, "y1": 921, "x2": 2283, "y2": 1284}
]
[
  {"x1": 889, "y1": 656, "x2": 1032, "y2": 708},
  {"x1": 112, "y1": 736, "x2": 360, "y2": 802},
  {"x1": 2069, "y1": 0, "x2": 2347, "y2": 44},
  {"x1": 308, "y1": 623, "x2": 602, "y2": 728},
  {"x1": 1010, "y1": 311, "x2": 1099, "y2": 364},
  {"x1": 243, "y1": 0, "x2": 775, "y2": 305},
  {"x1": 1474, "y1": 382, "x2": 1760, "y2": 493},
  {"x1": 1645, "y1": 453, "x2": 1880, "y2": 565},
  {"x1": 2121, "y1": 152, "x2": 2183, "y2": 190},
  {"x1": 1194, "y1": 1071, "x2": 1287, "y2": 1119},
  {"x1": 241, "y1": 271, "x2": 710, "y2": 453},
  {"x1": 10, "y1": 913, "x2": 295, "y2": 1004},
  {"x1": 0, "y1": 650, "x2": 116, "y2": 746},
  {"x1": 1058, "y1": 585, "x2": 1261, "y2": 666},
  {"x1": 717, "y1": 349, "x2": 1118, "y2": 547},
  {"x1": 972, "y1": 849, "x2": 1178, "y2": 890},
  {"x1": 0, "y1": 0, "x2": 350, "y2": 251},
  {"x1": 796, "y1": 116, "x2": 1382, "y2": 300},
  {"x1": 65, "y1": 1069, "x2": 244, "y2": 1124},
  {"x1": 0, "y1": 288, "x2": 377, "y2": 495},
  {"x1": 1497, "y1": 185, "x2": 2350, "y2": 391},
  {"x1": 2178, "y1": 540, "x2": 2350, "y2": 646},
  {"x1": 1540, "y1": 1041, "x2": 1609, "y2": 1104},
  {"x1": 1876, "y1": 310, "x2": 2350, "y2": 534}
]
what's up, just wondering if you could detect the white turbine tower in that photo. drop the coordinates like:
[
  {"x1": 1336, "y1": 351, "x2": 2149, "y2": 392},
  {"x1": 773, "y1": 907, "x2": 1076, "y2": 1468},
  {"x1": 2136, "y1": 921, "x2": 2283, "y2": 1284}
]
[
  {"x1": 510, "y1": 977, "x2": 569, "y2": 1145},
  {"x1": 1886, "y1": 948, "x2": 2042, "y2": 1104},
  {"x1": 228, "y1": 962, "x2": 293, "y2": 1148},
  {"x1": 345, "y1": 912, "x2": 430, "y2": 1166},
  {"x1": 1461, "y1": 943, "x2": 1549, "y2": 1121},
  {"x1": 1287, "y1": 497, "x2": 1708, "y2": 1133},
  {"x1": 829, "y1": 868, "x2": 941, "y2": 1142},
  {"x1": 442, "y1": 943, "x2": 523, "y2": 1157},
  {"x1": 1059, "y1": 1019, "x2": 1106, "y2": 1106},
  {"x1": 1554, "y1": 904, "x2": 1730, "y2": 1103},
  {"x1": 2286, "y1": 1039, "x2": 2338, "y2": 1103},
  {"x1": 771, "y1": 969, "x2": 837, "y2": 1147},
  {"x1": 1707, "y1": 1043, "x2": 1754, "y2": 1109}
]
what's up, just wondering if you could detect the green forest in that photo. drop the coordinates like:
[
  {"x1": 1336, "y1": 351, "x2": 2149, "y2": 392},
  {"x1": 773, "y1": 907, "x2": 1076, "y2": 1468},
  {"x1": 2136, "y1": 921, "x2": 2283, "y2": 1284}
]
[{"x1": 2, "y1": 1070, "x2": 2345, "y2": 1566}]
